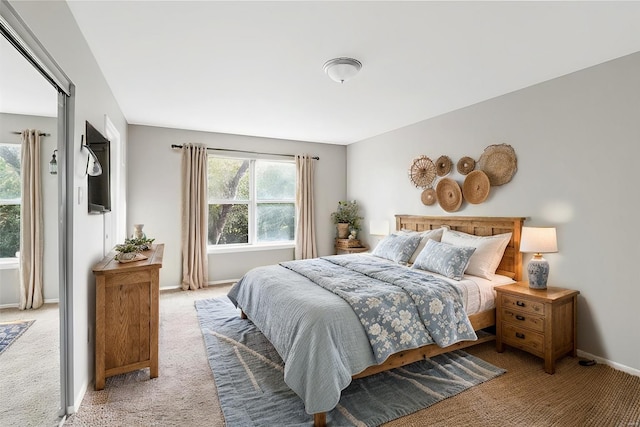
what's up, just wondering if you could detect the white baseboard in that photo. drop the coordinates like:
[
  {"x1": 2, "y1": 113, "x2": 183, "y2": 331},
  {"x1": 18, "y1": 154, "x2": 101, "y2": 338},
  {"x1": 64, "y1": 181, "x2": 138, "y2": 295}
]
[
  {"x1": 0, "y1": 298, "x2": 59, "y2": 309},
  {"x1": 577, "y1": 349, "x2": 640, "y2": 377},
  {"x1": 159, "y1": 279, "x2": 239, "y2": 292},
  {"x1": 72, "y1": 379, "x2": 89, "y2": 414}
]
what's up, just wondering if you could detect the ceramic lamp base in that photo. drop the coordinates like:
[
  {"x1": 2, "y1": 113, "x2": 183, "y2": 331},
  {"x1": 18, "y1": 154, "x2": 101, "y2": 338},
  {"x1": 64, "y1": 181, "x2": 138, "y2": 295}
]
[{"x1": 528, "y1": 254, "x2": 549, "y2": 289}]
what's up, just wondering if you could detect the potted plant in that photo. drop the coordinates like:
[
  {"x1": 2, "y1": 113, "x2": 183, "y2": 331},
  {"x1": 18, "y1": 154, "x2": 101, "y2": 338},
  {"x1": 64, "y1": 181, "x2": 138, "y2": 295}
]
[
  {"x1": 330, "y1": 200, "x2": 363, "y2": 239},
  {"x1": 114, "y1": 242, "x2": 141, "y2": 261},
  {"x1": 125, "y1": 236, "x2": 155, "y2": 251}
]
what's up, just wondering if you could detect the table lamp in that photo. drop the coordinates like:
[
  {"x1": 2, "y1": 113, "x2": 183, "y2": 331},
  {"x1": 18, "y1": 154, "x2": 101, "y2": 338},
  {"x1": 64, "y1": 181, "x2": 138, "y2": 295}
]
[{"x1": 520, "y1": 227, "x2": 558, "y2": 289}]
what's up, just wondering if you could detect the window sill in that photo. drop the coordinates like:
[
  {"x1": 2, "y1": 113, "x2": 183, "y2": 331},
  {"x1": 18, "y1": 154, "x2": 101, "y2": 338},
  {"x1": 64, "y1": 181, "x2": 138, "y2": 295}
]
[
  {"x1": 0, "y1": 258, "x2": 19, "y2": 270},
  {"x1": 208, "y1": 242, "x2": 295, "y2": 255}
]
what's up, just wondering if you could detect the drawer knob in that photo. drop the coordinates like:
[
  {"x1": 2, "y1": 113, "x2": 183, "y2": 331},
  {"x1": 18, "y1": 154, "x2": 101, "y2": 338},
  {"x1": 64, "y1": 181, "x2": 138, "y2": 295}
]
[
  {"x1": 515, "y1": 315, "x2": 525, "y2": 321},
  {"x1": 516, "y1": 301, "x2": 526, "y2": 307},
  {"x1": 515, "y1": 332, "x2": 525, "y2": 339}
]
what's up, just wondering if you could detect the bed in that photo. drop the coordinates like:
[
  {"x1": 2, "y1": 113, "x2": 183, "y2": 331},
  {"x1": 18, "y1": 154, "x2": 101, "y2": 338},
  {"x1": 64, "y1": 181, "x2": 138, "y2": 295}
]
[{"x1": 227, "y1": 215, "x2": 525, "y2": 426}]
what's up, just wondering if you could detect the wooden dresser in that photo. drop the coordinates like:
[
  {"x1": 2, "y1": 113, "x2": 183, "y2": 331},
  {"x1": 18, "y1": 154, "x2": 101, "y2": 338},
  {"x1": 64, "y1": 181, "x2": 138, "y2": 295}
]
[
  {"x1": 92, "y1": 244, "x2": 164, "y2": 390},
  {"x1": 496, "y1": 281, "x2": 579, "y2": 374}
]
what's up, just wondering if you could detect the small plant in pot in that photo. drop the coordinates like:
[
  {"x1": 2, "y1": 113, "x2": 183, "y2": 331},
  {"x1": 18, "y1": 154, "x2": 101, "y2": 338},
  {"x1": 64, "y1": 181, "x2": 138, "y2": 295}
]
[
  {"x1": 330, "y1": 200, "x2": 363, "y2": 239},
  {"x1": 125, "y1": 236, "x2": 155, "y2": 251},
  {"x1": 114, "y1": 242, "x2": 141, "y2": 261}
]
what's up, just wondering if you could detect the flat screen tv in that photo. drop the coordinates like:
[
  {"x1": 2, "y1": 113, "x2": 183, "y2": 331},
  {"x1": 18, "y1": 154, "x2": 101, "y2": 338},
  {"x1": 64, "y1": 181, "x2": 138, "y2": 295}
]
[{"x1": 86, "y1": 121, "x2": 111, "y2": 213}]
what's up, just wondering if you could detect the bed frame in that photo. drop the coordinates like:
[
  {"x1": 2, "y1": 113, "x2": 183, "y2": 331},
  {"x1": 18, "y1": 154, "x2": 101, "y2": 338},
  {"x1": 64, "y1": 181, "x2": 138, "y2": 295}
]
[{"x1": 312, "y1": 215, "x2": 526, "y2": 427}]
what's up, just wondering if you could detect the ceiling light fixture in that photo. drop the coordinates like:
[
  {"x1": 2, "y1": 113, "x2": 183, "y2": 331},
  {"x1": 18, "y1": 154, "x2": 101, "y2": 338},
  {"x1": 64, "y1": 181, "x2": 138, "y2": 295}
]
[{"x1": 323, "y1": 57, "x2": 362, "y2": 84}]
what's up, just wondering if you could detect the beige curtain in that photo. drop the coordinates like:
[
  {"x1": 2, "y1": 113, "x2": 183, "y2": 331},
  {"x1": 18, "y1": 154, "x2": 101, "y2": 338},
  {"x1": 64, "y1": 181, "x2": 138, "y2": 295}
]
[
  {"x1": 181, "y1": 144, "x2": 209, "y2": 290},
  {"x1": 19, "y1": 129, "x2": 44, "y2": 310},
  {"x1": 294, "y1": 155, "x2": 317, "y2": 259}
]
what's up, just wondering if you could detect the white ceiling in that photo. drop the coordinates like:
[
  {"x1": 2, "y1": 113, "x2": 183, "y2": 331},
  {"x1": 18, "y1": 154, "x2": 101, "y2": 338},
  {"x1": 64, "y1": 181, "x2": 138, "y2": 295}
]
[{"x1": 5, "y1": 1, "x2": 640, "y2": 145}]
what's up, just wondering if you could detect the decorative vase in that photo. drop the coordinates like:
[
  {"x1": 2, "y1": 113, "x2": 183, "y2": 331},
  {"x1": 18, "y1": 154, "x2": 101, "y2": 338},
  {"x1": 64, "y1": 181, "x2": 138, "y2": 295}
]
[
  {"x1": 133, "y1": 224, "x2": 145, "y2": 239},
  {"x1": 337, "y1": 223, "x2": 350, "y2": 239},
  {"x1": 527, "y1": 254, "x2": 549, "y2": 289}
]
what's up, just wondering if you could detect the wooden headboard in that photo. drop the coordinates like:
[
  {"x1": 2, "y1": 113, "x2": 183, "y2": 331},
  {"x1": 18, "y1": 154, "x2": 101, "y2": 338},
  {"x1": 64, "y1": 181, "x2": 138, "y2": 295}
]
[{"x1": 395, "y1": 215, "x2": 526, "y2": 280}]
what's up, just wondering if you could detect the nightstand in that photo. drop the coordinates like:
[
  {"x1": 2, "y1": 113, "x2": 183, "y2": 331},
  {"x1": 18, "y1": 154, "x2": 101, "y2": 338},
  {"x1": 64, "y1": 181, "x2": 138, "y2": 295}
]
[
  {"x1": 335, "y1": 245, "x2": 369, "y2": 255},
  {"x1": 496, "y1": 282, "x2": 579, "y2": 374}
]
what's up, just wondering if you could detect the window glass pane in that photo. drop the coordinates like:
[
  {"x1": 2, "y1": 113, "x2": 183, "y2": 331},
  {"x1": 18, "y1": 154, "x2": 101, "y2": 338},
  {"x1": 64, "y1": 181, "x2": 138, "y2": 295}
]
[
  {"x1": 208, "y1": 203, "x2": 248, "y2": 245},
  {"x1": 0, "y1": 145, "x2": 21, "y2": 258},
  {"x1": 256, "y1": 161, "x2": 295, "y2": 200},
  {"x1": 257, "y1": 203, "x2": 295, "y2": 242},
  {"x1": 0, "y1": 205, "x2": 20, "y2": 257},
  {"x1": 0, "y1": 144, "x2": 21, "y2": 202},
  {"x1": 207, "y1": 157, "x2": 250, "y2": 201}
]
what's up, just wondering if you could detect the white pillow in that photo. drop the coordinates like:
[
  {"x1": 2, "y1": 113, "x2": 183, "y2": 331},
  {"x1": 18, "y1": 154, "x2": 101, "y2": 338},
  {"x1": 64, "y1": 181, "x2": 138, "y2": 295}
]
[
  {"x1": 441, "y1": 229, "x2": 512, "y2": 279},
  {"x1": 407, "y1": 227, "x2": 446, "y2": 264}
]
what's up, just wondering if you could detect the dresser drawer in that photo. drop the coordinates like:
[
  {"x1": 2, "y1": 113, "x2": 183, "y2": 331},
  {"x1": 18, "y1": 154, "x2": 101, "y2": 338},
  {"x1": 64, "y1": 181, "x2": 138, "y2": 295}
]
[
  {"x1": 501, "y1": 323, "x2": 544, "y2": 353},
  {"x1": 500, "y1": 308, "x2": 545, "y2": 333},
  {"x1": 500, "y1": 294, "x2": 545, "y2": 316}
]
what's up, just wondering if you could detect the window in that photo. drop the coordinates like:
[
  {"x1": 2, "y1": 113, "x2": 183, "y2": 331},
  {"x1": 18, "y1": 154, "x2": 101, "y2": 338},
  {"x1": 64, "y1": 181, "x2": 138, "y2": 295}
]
[
  {"x1": 207, "y1": 156, "x2": 296, "y2": 247},
  {"x1": 0, "y1": 144, "x2": 21, "y2": 259}
]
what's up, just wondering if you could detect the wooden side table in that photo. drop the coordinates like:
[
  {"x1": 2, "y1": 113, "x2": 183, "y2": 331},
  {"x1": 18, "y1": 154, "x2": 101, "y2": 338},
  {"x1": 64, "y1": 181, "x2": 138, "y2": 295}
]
[
  {"x1": 496, "y1": 281, "x2": 579, "y2": 374},
  {"x1": 92, "y1": 244, "x2": 164, "y2": 390},
  {"x1": 335, "y1": 245, "x2": 369, "y2": 255}
]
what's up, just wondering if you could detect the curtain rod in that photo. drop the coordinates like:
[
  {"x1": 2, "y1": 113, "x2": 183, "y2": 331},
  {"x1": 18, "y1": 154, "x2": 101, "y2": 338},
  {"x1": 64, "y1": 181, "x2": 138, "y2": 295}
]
[
  {"x1": 12, "y1": 131, "x2": 50, "y2": 136},
  {"x1": 170, "y1": 144, "x2": 319, "y2": 160}
]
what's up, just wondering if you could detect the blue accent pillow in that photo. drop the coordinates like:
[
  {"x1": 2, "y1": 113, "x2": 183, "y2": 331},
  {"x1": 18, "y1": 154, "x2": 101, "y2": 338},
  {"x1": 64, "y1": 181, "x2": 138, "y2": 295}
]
[
  {"x1": 371, "y1": 233, "x2": 422, "y2": 265},
  {"x1": 411, "y1": 240, "x2": 477, "y2": 280}
]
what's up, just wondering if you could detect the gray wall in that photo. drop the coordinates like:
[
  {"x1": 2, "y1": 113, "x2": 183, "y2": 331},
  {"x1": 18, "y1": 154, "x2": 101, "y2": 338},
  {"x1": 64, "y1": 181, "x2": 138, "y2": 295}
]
[
  {"x1": 127, "y1": 125, "x2": 347, "y2": 287},
  {"x1": 348, "y1": 52, "x2": 640, "y2": 373},
  {"x1": 0, "y1": 113, "x2": 58, "y2": 306},
  {"x1": 11, "y1": 0, "x2": 129, "y2": 410}
]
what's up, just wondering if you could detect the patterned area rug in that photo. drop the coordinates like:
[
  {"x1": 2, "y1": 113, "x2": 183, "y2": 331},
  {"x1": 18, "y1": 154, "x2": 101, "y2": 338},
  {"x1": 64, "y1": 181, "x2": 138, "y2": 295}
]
[
  {"x1": 195, "y1": 297, "x2": 506, "y2": 427},
  {"x1": 0, "y1": 320, "x2": 35, "y2": 355}
]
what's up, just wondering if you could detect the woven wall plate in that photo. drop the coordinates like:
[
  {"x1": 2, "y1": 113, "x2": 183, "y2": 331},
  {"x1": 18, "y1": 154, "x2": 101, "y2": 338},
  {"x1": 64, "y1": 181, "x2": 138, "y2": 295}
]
[
  {"x1": 462, "y1": 170, "x2": 490, "y2": 204},
  {"x1": 408, "y1": 156, "x2": 436, "y2": 189},
  {"x1": 435, "y1": 155, "x2": 452, "y2": 176},
  {"x1": 457, "y1": 157, "x2": 476, "y2": 175},
  {"x1": 421, "y1": 188, "x2": 437, "y2": 206},
  {"x1": 478, "y1": 144, "x2": 517, "y2": 186},
  {"x1": 436, "y1": 178, "x2": 462, "y2": 212}
]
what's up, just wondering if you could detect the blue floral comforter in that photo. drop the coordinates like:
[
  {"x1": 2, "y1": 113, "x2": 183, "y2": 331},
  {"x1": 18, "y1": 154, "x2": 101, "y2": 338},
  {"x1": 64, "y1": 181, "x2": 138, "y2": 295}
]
[{"x1": 280, "y1": 254, "x2": 477, "y2": 363}]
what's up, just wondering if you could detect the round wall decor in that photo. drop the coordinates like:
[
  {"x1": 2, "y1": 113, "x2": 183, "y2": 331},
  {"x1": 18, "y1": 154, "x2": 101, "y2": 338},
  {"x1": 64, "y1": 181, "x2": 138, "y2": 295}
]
[
  {"x1": 436, "y1": 178, "x2": 462, "y2": 212},
  {"x1": 462, "y1": 170, "x2": 490, "y2": 204},
  {"x1": 478, "y1": 144, "x2": 517, "y2": 186},
  {"x1": 421, "y1": 188, "x2": 437, "y2": 205},
  {"x1": 435, "y1": 155, "x2": 452, "y2": 176},
  {"x1": 457, "y1": 156, "x2": 476, "y2": 175},
  {"x1": 408, "y1": 155, "x2": 436, "y2": 189}
]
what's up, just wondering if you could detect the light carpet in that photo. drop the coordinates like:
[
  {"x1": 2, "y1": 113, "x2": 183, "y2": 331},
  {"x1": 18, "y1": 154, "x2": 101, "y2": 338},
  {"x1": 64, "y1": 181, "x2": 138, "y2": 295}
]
[
  {"x1": 0, "y1": 319, "x2": 35, "y2": 355},
  {"x1": 195, "y1": 297, "x2": 506, "y2": 427}
]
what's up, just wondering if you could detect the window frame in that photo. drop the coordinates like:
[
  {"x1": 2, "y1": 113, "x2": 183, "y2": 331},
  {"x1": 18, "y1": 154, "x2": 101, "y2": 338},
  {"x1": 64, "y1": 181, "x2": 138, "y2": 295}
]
[{"x1": 207, "y1": 154, "x2": 296, "y2": 253}]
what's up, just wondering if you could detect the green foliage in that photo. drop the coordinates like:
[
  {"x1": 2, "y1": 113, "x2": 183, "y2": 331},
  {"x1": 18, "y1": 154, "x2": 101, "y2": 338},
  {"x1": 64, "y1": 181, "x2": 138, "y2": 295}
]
[
  {"x1": 207, "y1": 158, "x2": 295, "y2": 245},
  {"x1": 208, "y1": 204, "x2": 248, "y2": 244},
  {"x1": 0, "y1": 205, "x2": 20, "y2": 258},
  {"x1": 256, "y1": 161, "x2": 295, "y2": 200},
  {"x1": 0, "y1": 145, "x2": 21, "y2": 201},
  {"x1": 114, "y1": 242, "x2": 141, "y2": 253},
  {"x1": 330, "y1": 200, "x2": 363, "y2": 231},
  {"x1": 257, "y1": 203, "x2": 295, "y2": 241},
  {"x1": 124, "y1": 236, "x2": 155, "y2": 251},
  {"x1": 0, "y1": 145, "x2": 21, "y2": 258}
]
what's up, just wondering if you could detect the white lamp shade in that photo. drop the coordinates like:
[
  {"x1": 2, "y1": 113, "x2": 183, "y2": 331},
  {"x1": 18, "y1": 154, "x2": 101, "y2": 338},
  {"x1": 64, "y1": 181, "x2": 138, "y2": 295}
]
[
  {"x1": 369, "y1": 220, "x2": 390, "y2": 236},
  {"x1": 323, "y1": 57, "x2": 362, "y2": 83},
  {"x1": 520, "y1": 227, "x2": 558, "y2": 254}
]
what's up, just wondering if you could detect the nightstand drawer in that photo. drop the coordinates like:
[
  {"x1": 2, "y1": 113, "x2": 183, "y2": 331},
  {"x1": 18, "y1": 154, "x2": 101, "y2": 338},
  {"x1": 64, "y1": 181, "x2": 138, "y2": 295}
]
[
  {"x1": 500, "y1": 294, "x2": 545, "y2": 316},
  {"x1": 501, "y1": 323, "x2": 544, "y2": 353},
  {"x1": 500, "y1": 308, "x2": 545, "y2": 333}
]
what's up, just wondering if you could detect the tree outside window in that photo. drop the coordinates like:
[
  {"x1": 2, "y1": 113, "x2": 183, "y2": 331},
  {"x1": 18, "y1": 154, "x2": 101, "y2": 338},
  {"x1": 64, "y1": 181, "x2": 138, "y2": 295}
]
[
  {"x1": 207, "y1": 156, "x2": 295, "y2": 246},
  {"x1": 0, "y1": 144, "x2": 21, "y2": 258}
]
